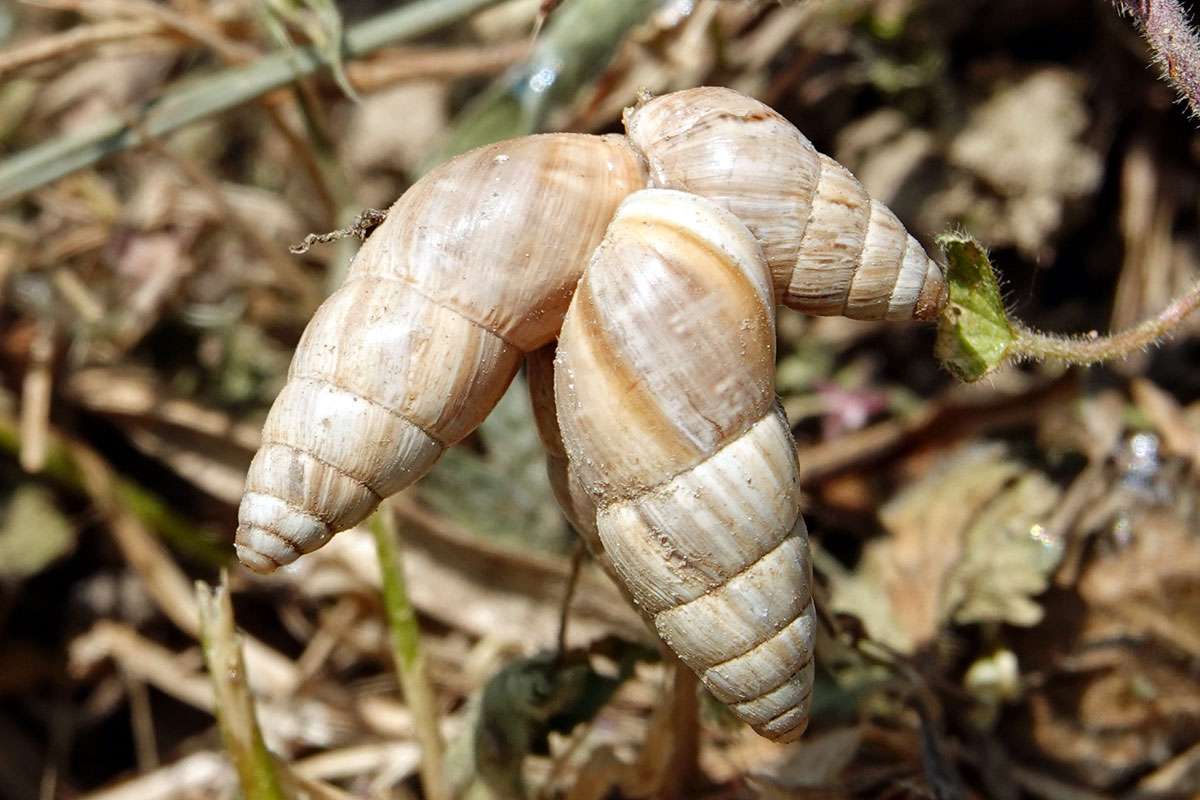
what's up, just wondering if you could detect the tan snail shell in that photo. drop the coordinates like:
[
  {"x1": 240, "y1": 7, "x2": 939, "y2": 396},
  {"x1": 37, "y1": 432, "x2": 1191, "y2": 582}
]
[
  {"x1": 554, "y1": 189, "x2": 815, "y2": 741},
  {"x1": 235, "y1": 86, "x2": 942, "y2": 582},
  {"x1": 235, "y1": 134, "x2": 646, "y2": 571}
]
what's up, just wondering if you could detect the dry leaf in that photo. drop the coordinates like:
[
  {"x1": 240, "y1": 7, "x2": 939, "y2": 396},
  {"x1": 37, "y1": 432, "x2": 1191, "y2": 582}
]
[{"x1": 830, "y1": 444, "x2": 1062, "y2": 652}]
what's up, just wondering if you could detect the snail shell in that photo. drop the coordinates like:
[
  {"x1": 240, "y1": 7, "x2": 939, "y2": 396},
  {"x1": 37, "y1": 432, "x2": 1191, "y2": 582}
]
[
  {"x1": 235, "y1": 134, "x2": 645, "y2": 571},
  {"x1": 625, "y1": 86, "x2": 946, "y2": 320},
  {"x1": 554, "y1": 189, "x2": 815, "y2": 741},
  {"x1": 235, "y1": 86, "x2": 945, "y2": 578}
]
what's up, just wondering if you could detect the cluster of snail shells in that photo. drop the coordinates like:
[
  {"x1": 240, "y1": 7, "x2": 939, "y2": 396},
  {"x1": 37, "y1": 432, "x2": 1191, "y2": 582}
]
[{"x1": 235, "y1": 86, "x2": 947, "y2": 741}]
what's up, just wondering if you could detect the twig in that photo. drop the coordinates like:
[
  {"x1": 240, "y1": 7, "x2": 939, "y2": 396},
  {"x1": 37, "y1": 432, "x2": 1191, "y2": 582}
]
[
  {"x1": 346, "y1": 41, "x2": 530, "y2": 92},
  {"x1": 122, "y1": 669, "x2": 159, "y2": 772},
  {"x1": 1113, "y1": 0, "x2": 1200, "y2": 119},
  {"x1": 369, "y1": 505, "x2": 448, "y2": 800},
  {"x1": 73, "y1": 752, "x2": 232, "y2": 800},
  {"x1": 289, "y1": 208, "x2": 387, "y2": 254},
  {"x1": 0, "y1": 0, "x2": 505, "y2": 204},
  {"x1": 0, "y1": 18, "x2": 162, "y2": 75},
  {"x1": 793, "y1": 376, "x2": 1076, "y2": 484},
  {"x1": 1010, "y1": 275, "x2": 1200, "y2": 365},
  {"x1": 18, "y1": 319, "x2": 54, "y2": 473},
  {"x1": 659, "y1": 658, "x2": 701, "y2": 800},
  {"x1": 79, "y1": 0, "x2": 258, "y2": 63}
]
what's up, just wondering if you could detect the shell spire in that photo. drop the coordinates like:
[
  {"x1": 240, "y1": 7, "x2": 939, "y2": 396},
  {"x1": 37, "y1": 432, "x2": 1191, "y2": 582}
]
[{"x1": 624, "y1": 85, "x2": 947, "y2": 320}]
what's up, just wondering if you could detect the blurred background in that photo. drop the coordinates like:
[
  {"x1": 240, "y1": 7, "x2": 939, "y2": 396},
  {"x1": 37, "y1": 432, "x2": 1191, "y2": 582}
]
[{"x1": 0, "y1": 0, "x2": 1199, "y2": 797}]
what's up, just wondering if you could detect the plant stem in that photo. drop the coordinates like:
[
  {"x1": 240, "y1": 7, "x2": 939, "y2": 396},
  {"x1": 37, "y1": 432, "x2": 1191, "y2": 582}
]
[
  {"x1": 197, "y1": 574, "x2": 287, "y2": 800},
  {"x1": 1113, "y1": 0, "x2": 1200, "y2": 119},
  {"x1": 369, "y1": 504, "x2": 448, "y2": 800},
  {"x1": 1010, "y1": 275, "x2": 1200, "y2": 364},
  {"x1": 557, "y1": 541, "x2": 586, "y2": 656},
  {"x1": 660, "y1": 658, "x2": 702, "y2": 800},
  {"x1": 0, "y1": 0, "x2": 503, "y2": 204}
]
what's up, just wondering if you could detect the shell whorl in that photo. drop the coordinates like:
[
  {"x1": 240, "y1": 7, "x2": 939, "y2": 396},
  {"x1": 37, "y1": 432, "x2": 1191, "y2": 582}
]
[
  {"x1": 235, "y1": 134, "x2": 646, "y2": 572},
  {"x1": 624, "y1": 86, "x2": 947, "y2": 320},
  {"x1": 554, "y1": 189, "x2": 814, "y2": 741}
]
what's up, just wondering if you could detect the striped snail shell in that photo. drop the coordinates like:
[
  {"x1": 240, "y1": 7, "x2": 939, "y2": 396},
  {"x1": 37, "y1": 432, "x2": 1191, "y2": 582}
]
[
  {"x1": 235, "y1": 134, "x2": 645, "y2": 572},
  {"x1": 554, "y1": 189, "x2": 815, "y2": 741},
  {"x1": 235, "y1": 85, "x2": 946, "y2": 576},
  {"x1": 626, "y1": 86, "x2": 947, "y2": 320}
]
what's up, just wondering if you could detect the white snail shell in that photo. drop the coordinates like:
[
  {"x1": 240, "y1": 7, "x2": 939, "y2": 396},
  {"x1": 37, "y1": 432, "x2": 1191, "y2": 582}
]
[
  {"x1": 231, "y1": 86, "x2": 956, "y2": 742},
  {"x1": 525, "y1": 343, "x2": 602, "y2": 558}
]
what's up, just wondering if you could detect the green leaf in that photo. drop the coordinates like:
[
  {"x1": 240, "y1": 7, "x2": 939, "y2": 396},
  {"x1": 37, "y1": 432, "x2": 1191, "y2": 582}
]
[
  {"x1": 0, "y1": 485, "x2": 76, "y2": 579},
  {"x1": 934, "y1": 232, "x2": 1015, "y2": 382}
]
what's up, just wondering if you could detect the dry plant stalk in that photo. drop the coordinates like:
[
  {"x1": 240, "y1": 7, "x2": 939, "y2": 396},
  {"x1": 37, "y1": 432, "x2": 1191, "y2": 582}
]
[
  {"x1": 196, "y1": 576, "x2": 286, "y2": 800},
  {"x1": 0, "y1": 0, "x2": 508, "y2": 203},
  {"x1": 234, "y1": 86, "x2": 949, "y2": 741},
  {"x1": 18, "y1": 320, "x2": 55, "y2": 473}
]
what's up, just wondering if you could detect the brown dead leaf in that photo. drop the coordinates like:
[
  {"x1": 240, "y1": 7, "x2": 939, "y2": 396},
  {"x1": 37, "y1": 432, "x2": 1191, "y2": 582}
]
[
  {"x1": 830, "y1": 443, "x2": 1062, "y2": 653},
  {"x1": 1011, "y1": 504, "x2": 1200, "y2": 790}
]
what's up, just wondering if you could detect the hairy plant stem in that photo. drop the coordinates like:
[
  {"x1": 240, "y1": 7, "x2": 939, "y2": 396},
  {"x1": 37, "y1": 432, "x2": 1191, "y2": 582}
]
[
  {"x1": 1113, "y1": 0, "x2": 1200, "y2": 119},
  {"x1": 1010, "y1": 276, "x2": 1200, "y2": 364},
  {"x1": 369, "y1": 504, "x2": 448, "y2": 800}
]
